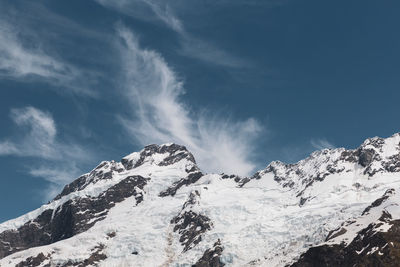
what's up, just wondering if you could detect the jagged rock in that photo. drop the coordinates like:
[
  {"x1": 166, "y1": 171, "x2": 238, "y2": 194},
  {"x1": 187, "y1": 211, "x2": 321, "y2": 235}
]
[
  {"x1": 1, "y1": 134, "x2": 400, "y2": 266},
  {"x1": 357, "y1": 148, "x2": 376, "y2": 167},
  {"x1": 54, "y1": 161, "x2": 124, "y2": 200},
  {"x1": 16, "y1": 252, "x2": 50, "y2": 267},
  {"x1": 159, "y1": 171, "x2": 203, "y2": 197},
  {"x1": 122, "y1": 144, "x2": 196, "y2": 170},
  {"x1": 193, "y1": 239, "x2": 224, "y2": 267},
  {"x1": 221, "y1": 173, "x2": 251, "y2": 187},
  {"x1": 0, "y1": 175, "x2": 147, "y2": 259},
  {"x1": 59, "y1": 243, "x2": 107, "y2": 267},
  {"x1": 362, "y1": 189, "x2": 395, "y2": 215},
  {"x1": 171, "y1": 191, "x2": 212, "y2": 251},
  {"x1": 291, "y1": 219, "x2": 400, "y2": 267},
  {"x1": 292, "y1": 187, "x2": 400, "y2": 267}
]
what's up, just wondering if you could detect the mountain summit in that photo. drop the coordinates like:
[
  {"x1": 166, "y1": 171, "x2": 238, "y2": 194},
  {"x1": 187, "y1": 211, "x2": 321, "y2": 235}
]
[{"x1": 2, "y1": 135, "x2": 400, "y2": 266}]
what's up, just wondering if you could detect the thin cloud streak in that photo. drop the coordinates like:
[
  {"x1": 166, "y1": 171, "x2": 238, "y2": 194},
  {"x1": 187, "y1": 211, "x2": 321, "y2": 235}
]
[
  {"x1": 0, "y1": 17, "x2": 98, "y2": 96},
  {"x1": 95, "y1": 0, "x2": 183, "y2": 33},
  {"x1": 0, "y1": 22, "x2": 70, "y2": 78},
  {"x1": 142, "y1": 0, "x2": 183, "y2": 32},
  {"x1": 179, "y1": 34, "x2": 247, "y2": 68},
  {"x1": 95, "y1": 0, "x2": 245, "y2": 68},
  {"x1": 0, "y1": 106, "x2": 94, "y2": 200},
  {"x1": 29, "y1": 164, "x2": 82, "y2": 201},
  {"x1": 29, "y1": 164, "x2": 81, "y2": 186},
  {"x1": 116, "y1": 25, "x2": 263, "y2": 176},
  {"x1": 0, "y1": 107, "x2": 90, "y2": 161},
  {"x1": 310, "y1": 138, "x2": 335, "y2": 150}
]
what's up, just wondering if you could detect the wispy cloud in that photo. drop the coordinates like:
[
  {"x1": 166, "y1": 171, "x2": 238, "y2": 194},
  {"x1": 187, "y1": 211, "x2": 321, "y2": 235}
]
[
  {"x1": 95, "y1": 0, "x2": 245, "y2": 68},
  {"x1": 116, "y1": 25, "x2": 263, "y2": 176},
  {"x1": 0, "y1": 3, "x2": 101, "y2": 96},
  {"x1": 0, "y1": 141, "x2": 19, "y2": 155},
  {"x1": 0, "y1": 107, "x2": 90, "y2": 160},
  {"x1": 29, "y1": 164, "x2": 83, "y2": 200},
  {"x1": 178, "y1": 34, "x2": 246, "y2": 68},
  {"x1": 0, "y1": 106, "x2": 94, "y2": 199},
  {"x1": 0, "y1": 22, "x2": 70, "y2": 78},
  {"x1": 136, "y1": 0, "x2": 183, "y2": 33},
  {"x1": 310, "y1": 138, "x2": 335, "y2": 150},
  {"x1": 95, "y1": 0, "x2": 183, "y2": 32}
]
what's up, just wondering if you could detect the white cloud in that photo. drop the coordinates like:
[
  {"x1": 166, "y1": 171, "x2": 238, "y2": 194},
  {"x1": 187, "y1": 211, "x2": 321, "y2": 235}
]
[
  {"x1": 29, "y1": 165, "x2": 79, "y2": 185},
  {"x1": 0, "y1": 107, "x2": 55, "y2": 158},
  {"x1": 95, "y1": 0, "x2": 245, "y2": 68},
  {"x1": 0, "y1": 19, "x2": 96, "y2": 96},
  {"x1": 0, "y1": 21, "x2": 61, "y2": 76},
  {"x1": 116, "y1": 25, "x2": 263, "y2": 176},
  {"x1": 95, "y1": 0, "x2": 183, "y2": 33},
  {"x1": 179, "y1": 34, "x2": 246, "y2": 68},
  {"x1": 0, "y1": 141, "x2": 19, "y2": 155},
  {"x1": 11, "y1": 107, "x2": 57, "y2": 137},
  {"x1": 0, "y1": 107, "x2": 90, "y2": 160},
  {"x1": 10, "y1": 107, "x2": 57, "y2": 157},
  {"x1": 0, "y1": 106, "x2": 94, "y2": 200},
  {"x1": 140, "y1": 0, "x2": 183, "y2": 32},
  {"x1": 310, "y1": 138, "x2": 335, "y2": 150}
]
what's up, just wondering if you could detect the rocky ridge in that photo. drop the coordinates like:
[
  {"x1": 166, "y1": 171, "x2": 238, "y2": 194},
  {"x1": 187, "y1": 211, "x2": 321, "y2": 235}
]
[{"x1": 1, "y1": 134, "x2": 400, "y2": 266}]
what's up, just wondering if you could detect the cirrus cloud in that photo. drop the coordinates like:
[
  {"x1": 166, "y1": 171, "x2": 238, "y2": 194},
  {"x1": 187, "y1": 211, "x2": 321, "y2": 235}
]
[
  {"x1": 0, "y1": 2, "x2": 100, "y2": 97},
  {"x1": 95, "y1": 0, "x2": 246, "y2": 68},
  {"x1": 310, "y1": 138, "x2": 335, "y2": 150},
  {"x1": 0, "y1": 106, "x2": 94, "y2": 200},
  {"x1": 116, "y1": 25, "x2": 263, "y2": 176}
]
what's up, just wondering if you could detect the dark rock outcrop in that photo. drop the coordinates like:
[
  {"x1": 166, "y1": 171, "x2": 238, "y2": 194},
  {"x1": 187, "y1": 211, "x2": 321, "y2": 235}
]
[
  {"x1": 56, "y1": 144, "x2": 195, "y2": 201},
  {"x1": 122, "y1": 144, "x2": 196, "y2": 170},
  {"x1": 291, "y1": 217, "x2": 400, "y2": 267},
  {"x1": 171, "y1": 191, "x2": 213, "y2": 252},
  {"x1": 362, "y1": 189, "x2": 395, "y2": 216},
  {"x1": 160, "y1": 171, "x2": 203, "y2": 197},
  {"x1": 357, "y1": 148, "x2": 376, "y2": 168},
  {"x1": 221, "y1": 174, "x2": 251, "y2": 187},
  {"x1": 58, "y1": 243, "x2": 107, "y2": 267},
  {"x1": 0, "y1": 175, "x2": 147, "y2": 259},
  {"x1": 193, "y1": 239, "x2": 225, "y2": 267},
  {"x1": 54, "y1": 161, "x2": 124, "y2": 200},
  {"x1": 16, "y1": 252, "x2": 51, "y2": 267}
]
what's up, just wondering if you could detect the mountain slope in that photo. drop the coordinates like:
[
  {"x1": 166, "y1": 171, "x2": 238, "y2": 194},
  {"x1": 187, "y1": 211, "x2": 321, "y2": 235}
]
[{"x1": 1, "y1": 134, "x2": 400, "y2": 266}]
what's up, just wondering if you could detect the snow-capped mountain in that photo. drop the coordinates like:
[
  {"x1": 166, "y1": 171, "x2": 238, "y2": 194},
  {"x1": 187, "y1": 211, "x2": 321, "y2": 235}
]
[{"x1": 1, "y1": 134, "x2": 400, "y2": 266}]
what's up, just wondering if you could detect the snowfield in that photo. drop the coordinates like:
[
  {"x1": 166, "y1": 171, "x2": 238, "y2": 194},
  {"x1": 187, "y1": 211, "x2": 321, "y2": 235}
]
[{"x1": 2, "y1": 134, "x2": 400, "y2": 266}]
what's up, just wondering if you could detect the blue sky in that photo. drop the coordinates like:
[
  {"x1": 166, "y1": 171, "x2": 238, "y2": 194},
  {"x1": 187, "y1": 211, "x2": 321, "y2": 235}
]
[{"x1": 1, "y1": 0, "x2": 400, "y2": 222}]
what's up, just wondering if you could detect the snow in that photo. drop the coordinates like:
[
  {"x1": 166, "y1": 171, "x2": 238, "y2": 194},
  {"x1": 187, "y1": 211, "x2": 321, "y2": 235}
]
[
  {"x1": 122, "y1": 151, "x2": 140, "y2": 164},
  {"x1": 1, "y1": 135, "x2": 400, "y2": 266}
]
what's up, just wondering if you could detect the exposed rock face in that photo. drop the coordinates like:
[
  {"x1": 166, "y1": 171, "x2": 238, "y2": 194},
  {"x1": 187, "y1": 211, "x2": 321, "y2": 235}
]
[
  {"x1": 121, "y1": 144, "x2": 196, "y2": 170},
  {"x1": 16, "y1": 252, "x2": 50, "y2": 267},
  {"x1": 244, "y1": 134, "x2": 400, "y2": 206},
  {"x1": 341, "y1": 136, "x2": 400, "y2": 176},
  {"x1": 55, "y1": 144, "x2": 196, "y2": 201},
  {"x1": 0, "y1": 175, "x2": 147, "y2": 259},
  {"x1": 362, "y1": 189, "x2": 395, "y2": 216},
  {"x1": 247, "y1": 149, "x2": 350, "y2": 199},
  {"x1": 220, "y1": 174, "x2": 250, "y2": 187},
  {"x1": 60, "y1": 243, "x2": 107, "y2": 267},
  {"x1": 291, "y1": 219, "x2": 400, "y2": 267},
  {"x1": 54, "y1": 161, "x2": 125, "y2": 200},
  {"x1": 1, "y1": 134, "x2": 400, "y2": 266},
  {"x1": 291, "y1": 188, "x2": 400, "y2": 267},
  {"x1": 193, "y1": 239, "x2": 225, "y2": 267},
  {"x1": 160, "y1": 171, "x2": 203, "y2": 197},
  {"x1": 171, "y1": 191, "x2": 213, "y2": 252},
  {"x1": 357, "y1": 148, "x2": 376, "y2": 167}
]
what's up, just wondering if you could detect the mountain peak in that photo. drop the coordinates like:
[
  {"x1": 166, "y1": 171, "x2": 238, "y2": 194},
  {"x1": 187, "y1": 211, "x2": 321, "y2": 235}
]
[
  {"x1": 2, "y1": 134, "x2": 400, "y2": 266},
  {"x1": 121, "y1": 143, "x2": 196, "y2": 170},
  {"x1": 52, "y1": 143, "x2": 198, "y2": 201}
]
